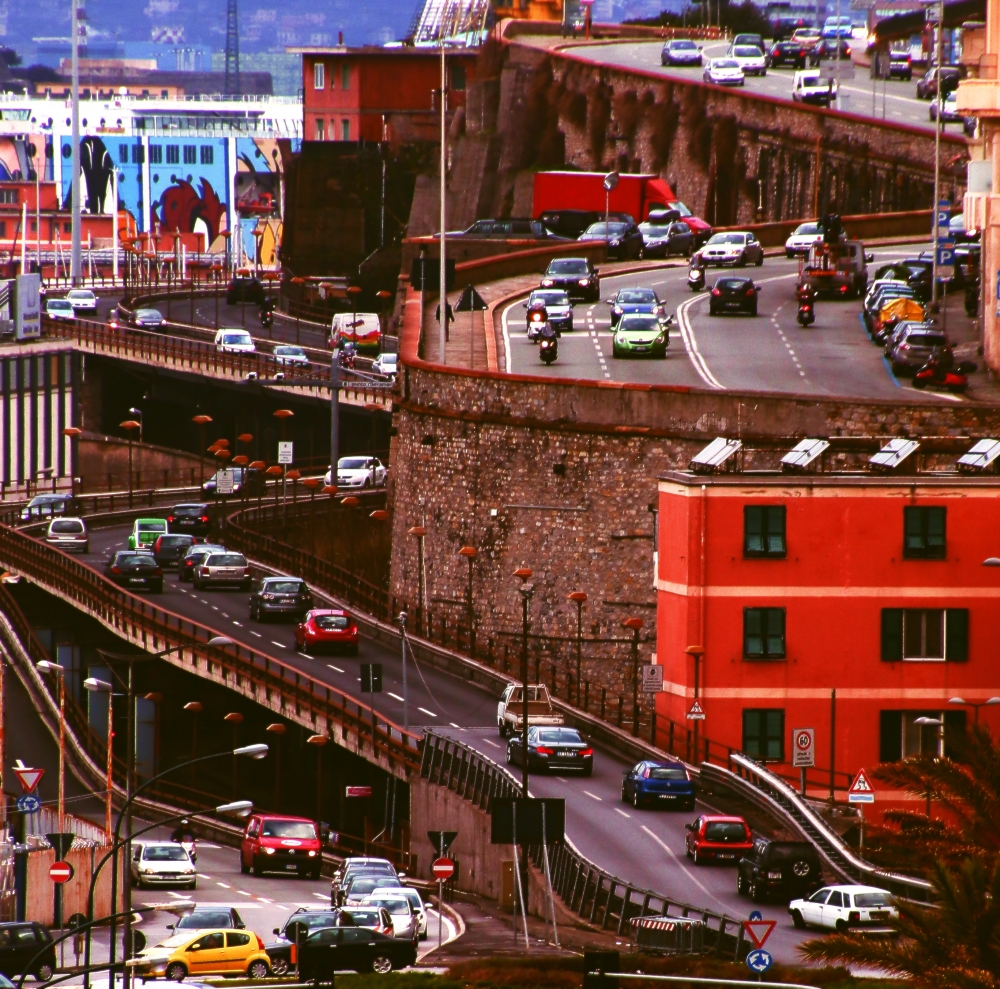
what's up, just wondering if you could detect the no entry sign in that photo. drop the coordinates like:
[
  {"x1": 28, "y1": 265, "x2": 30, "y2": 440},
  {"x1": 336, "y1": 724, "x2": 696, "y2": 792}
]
[
  {"x1": 431, "y1": 857, "x2": 455, "y2": 881},
  {"x1": 49, "y1": 861, "x2": 74, "y2": 884}
]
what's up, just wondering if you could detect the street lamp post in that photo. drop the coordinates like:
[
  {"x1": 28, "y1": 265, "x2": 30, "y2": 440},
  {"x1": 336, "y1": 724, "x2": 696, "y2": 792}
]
[
  {"x1": 458, "y1": 546, "x2": 476, "y2": 656},
  {"x1": 514, "y1": 567, "x2": 533, "y2": 798},
  {"x1": 120, "y1": 420, "x2": 140, "y2": 507},
  {"x1": 128, "y1": 407, "x2": 143, "y2": 444},
  {"x1": 948, "y1": 696, "x2": 1000, "y2": 724},
  {"x1": 62, "y1": 427, "x2": 82, "y2": 497},
  {"x1": 623, "y1": 618, "x2": 643, "y2": 738},
  {"x1": 183, "y1": 701, "x2": 202, "y2": 757},
  {"x1": 36, "y1": 661, "x2": 65, "y2": 829},
  {"x1": 308, "y1": 734, "x2": 328, "y2": 824},
  {"x1": 82, "y1": 678, "x2": 115, "y2": 836},
  {"x1": 225, "y1": 712, "x2": 244, "y2": 798},
  {"x1": 914, "y1": 715, "x2": 944, "y2": 817},
  {"x1": 266, "y1": 723, "x2": 286, "y2": 808},
  {"x1": 568, "y1": 592, "x2": 586, "y2": 707},
  {"x1": 398, "y1": 611, "x2": 409, "y2": 732},
  {"x1": 192, "y1": 414, "x2": 213, "y2": 487}
]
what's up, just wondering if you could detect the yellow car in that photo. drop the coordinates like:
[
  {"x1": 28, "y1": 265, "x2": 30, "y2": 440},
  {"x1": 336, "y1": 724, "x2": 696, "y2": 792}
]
[{"x1": 130, "y1": 928, "x2": 271, "y2": 981}]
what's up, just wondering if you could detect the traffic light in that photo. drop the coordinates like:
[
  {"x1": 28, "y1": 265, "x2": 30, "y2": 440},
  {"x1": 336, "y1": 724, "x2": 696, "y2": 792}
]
[{"x1": 361, "y1": 663, "x2": 382, "y2": 693}]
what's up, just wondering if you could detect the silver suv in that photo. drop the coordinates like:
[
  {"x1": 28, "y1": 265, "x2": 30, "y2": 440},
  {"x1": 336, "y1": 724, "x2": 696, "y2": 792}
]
[
  {"x1": 192, "y1": 552, "x2": 252, "y2": 590},
  {"x1": 44, "y1": 517, "x2": 89, "y2": 553}
]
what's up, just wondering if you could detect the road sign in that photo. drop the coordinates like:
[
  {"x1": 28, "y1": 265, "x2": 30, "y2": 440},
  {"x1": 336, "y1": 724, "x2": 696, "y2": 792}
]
[
  {"x1": 849, "y1": 768, "x2": 875, "y2": 803},
  {"x1": 345, "y1": 786, "x2": 372, "y2": 798},
  {"x1": 278, "y1": 441, "x2": 293, "y2": 465},
  {"x1": 428, "y1": 831, "x2": 458, "y2": 855},
  {"x1": 686, "y1": 700, "x2": 705, "y2": 720},
  {"x1": 361, "y1": 663, "x2": 382, "y2": 693},
  {"x1": 743, "y1": 919, "x2": 776, "y2": 948},
  {"x1": 748, "y1": 910, "x2": 763, "y2": 922},
  {"x1": 937, "y1": 200, "x2": 951, "y2": 226},
  {"x1": 431, "y1": 857, "x2": 455, "y2": 881},
  {"x1": 14, "y1": 767, "x2": 44, "y2": 793},
  {"x1": 746, "y1": 949, "x2": 773, "y2": 974},
  {"x1": 455, "y1": 285, "x2": 488, "y2": 312},
  {"x1": 792, "y1": 728, "x2": 815, "y2": 768},
  {"x1": 215, "y1": 469, "x2": 235, "y2": 495},
  {"x1": 641, "y1": 664, "x2": 663, "y2": 693},
  {"x1": 49, "y1": 861, "x2": 74, "y2": 884},
  {"x1": 937, "y1": 246, "x2": 956, "y2": 267},
  {"x1": 15, "y1": 795, "x2": 39, "y2": 814}
]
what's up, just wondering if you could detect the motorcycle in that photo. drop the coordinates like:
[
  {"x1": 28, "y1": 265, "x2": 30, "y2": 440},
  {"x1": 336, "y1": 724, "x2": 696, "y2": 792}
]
[
  {"x1": 526, "y1": 303, "x2": 549, "y2": 342},
  {"x1": 796, "y1": 284, "x2": 816, "y2": 327},
  {"x1": 260, "y1": 299, "x2": 275, "y2": 328},
  {"x1": 339, "y1": 343, "x2": 357, "y2": 370},
  {"x1": 687, "y1": 265, "x2": 706, "y2": 292},
  {"x1": 913, "y1": 358, "x2": 976, "y2": 393},
  {"x1": 181, "y1": 839, "x2": 197, "y2": 864},
  {"x1": 539, "y1": 336, "x2": 558, "y2": 365}
]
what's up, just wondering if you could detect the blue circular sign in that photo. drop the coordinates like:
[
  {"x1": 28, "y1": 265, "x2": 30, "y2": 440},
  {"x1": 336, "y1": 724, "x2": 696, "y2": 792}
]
[
  {"x1": 746, "y1": 949, "x2": 773, "y2": 974},
  {"x1": 16, "y1": 795, "x2": 40, "y2": 814},
  {"x1": 749, "y1": 910, "x2": 763, "y2": 922}
]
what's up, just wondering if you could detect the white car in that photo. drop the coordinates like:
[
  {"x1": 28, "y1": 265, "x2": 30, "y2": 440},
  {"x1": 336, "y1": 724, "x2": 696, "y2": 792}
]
[
  {"x1": 66, "y1": 288, "x2": 98, "y2": 312},
  {"x1": 698, "y1": 231, "x2": 764, "y2": 267},
  {"x1": 792, "y1": 69, "x2": 837, "y2": 105},
  {"x1": 272, "y1": 344, "x2": 309, "y2": 366},
  {"x1": 360, "y1": 893, "x2": 419, "y2": 942},
  {"x1": 44, "y1": 517, "x2": 89, "y2": 554},
  {"x1": 372, "y1": 352, "x2": 398, "y2": 377},
  {"x1": 130, "y1": 841, "x2": 197, "y2": 889},
  {"x1": 376, "y1": 886, "x2": 427, "y2": 940},
  {"x1": 784, "y1": 221, "x2": 825, "y2": 257},
  {"x1": 46, "y1": 298, "x2": 76, "y2": 320},
  {"x1": 324, "y1": 456, "x2": 387, "y2": 489},
  {"x1": 789, "y1": 884, "x2": 897, "y2": 932},
  {"x1": 214, "y1": 329, "x2": 256, "y2": 354},
  {"x1": 703, "y1": 59, "x2": 745, "y2": 86},
  {"x1": 728, "y1": 45, "x2": 767, "y2": 76}
]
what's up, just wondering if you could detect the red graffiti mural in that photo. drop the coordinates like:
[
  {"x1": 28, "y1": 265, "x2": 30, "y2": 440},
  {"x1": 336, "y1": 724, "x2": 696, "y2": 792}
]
[{"x1": 158, "y1": 178, "x2": 226, "y2": 239}]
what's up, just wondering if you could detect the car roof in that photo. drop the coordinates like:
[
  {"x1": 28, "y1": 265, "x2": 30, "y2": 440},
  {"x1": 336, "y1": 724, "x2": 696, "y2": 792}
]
[
  {"x1": 700, "y1": 814, "x2": 748, "y2": 823},
  {"x1": 254, "y1": 813, "x2": 316, "y2": 822},
  {"x1": 309, "y1": 609, "x2": 349, "y2": 616},
  {"x1": 816, "y1": 884, "x2": 892, "y2": 893},
  {"x1": 135, "y1": 518, "x2": 167, "y2": 524},
  {"x1": 643, "y1": 758, "x2": 686, "y2": 766}
]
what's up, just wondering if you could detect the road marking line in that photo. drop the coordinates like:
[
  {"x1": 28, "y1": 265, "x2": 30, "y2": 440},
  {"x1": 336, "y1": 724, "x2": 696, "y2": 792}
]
[
  {"x1": 583, "y1": 790, "x2": 602, "y2": 801},
  {"x1": 312, "y1": 892, "x2": 329, "y2": 900},
  {"x1": 271, "y1": 640, "x2": 287, "y2": 648},
  {"x1": 297, "y1": 652, "x2": 310, "y2": 658},
  {"x1": 197, "y1": 874, "x2": 211, "y2": 879},
  {"x1": 640, "y1": 825, "x2": 732, "y2": 911},
  {"x1": 236, "y1": 890, "x2": 252, "y2": 896},
  {"x1": 450, "y1": 722, "x2": 460, "y2": 728},
  {"x1": 483, "y1": 739, "x2": 501, "y2": 748},
  {"x1": 233, "y1": 621, "x2": 242, "y2": 626},
  {"x1": 388, "y1": 692, "x2": 405, "y2": 701},
  {"x1": 327, "y1": 664, "x2": 345, "y2": 672},
  {"x1": 211, "y1": 605, "x2": 219, "y2": 611},
  {"x1": 217, "y1": 882, "x2": 231, "y2": 888},
  {"x1": 251, "y1": 631, "x2": 262, "y2": 637},
  {"x1": 221, "y1": 613, "x2": 229, "y2": 618},
  {"x1": 615, "y1": 808, "x2": 631, "y2": 818},
  {"x1": 256, "y1": 897, "x2": 272, "y2": 904},
  {"x1": 676, "y1": 295, "x2": 723, "y2": 389},
  {"x1": 418, "y1": 707, "x2": 437, "y2": 717}
]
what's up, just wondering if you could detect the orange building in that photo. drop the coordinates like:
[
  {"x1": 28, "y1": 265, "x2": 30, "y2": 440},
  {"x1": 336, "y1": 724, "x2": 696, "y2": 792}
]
[{"x1": 290, "y1": 46, "x2": 479, "y2": 144}]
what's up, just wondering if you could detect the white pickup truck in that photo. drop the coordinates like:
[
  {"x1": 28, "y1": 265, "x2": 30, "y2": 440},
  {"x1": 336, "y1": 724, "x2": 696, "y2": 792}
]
[{"x1": 497, "y1": 683, "x2": 564, "y2": 737}]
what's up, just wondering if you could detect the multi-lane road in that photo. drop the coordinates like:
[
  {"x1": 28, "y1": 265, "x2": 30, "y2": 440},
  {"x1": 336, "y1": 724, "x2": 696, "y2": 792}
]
[
  {"x1": 503, "y1": 245, "x2": 987, "y2": 403},
  {"x1": 77, "y1": 524, "x2": 814, "y2": 962}
]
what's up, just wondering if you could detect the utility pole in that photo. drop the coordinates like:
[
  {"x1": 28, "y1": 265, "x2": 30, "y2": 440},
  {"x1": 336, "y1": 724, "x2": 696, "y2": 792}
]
[
  {"x1": 931, "y1": 0, "x2": 944, "y2": 307},
  {"x1": 70, "y1": 0, "x2": 83, "y2": 285},
  {"x1": 438, "y1": 16, "x2": 448, "y2": 363}
]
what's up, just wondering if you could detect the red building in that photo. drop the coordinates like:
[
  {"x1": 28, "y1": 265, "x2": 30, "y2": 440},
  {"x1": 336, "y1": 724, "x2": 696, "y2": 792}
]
[
  {"x1": 290, "y1": 46, "x2": 478, "y2": 144},
  {"x1": 655, "y1": 445, "x2": 1000, "y2": 812}
]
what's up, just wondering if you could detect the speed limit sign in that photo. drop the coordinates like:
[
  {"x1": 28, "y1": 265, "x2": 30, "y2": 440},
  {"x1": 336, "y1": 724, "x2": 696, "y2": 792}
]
[{"x1": 792, "y1": 728, "x2": 815, "y2": 768}]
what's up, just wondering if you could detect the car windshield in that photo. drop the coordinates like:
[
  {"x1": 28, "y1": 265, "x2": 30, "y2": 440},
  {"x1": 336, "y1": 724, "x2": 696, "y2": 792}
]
[
  {"x1": 116, "y1": 552, "x2": 154, "y2": 561},
  {"x1": 274, "y1": 346, "x2": 305, "y2": 356},
  {"x1": 143, "y1": 846, "x2": 189, "y2": 861},
  {"x1": 157, "y1": 536, "x2": 192, "y2": 547},
  {"x1": 853, "y1": 892, "x2": 892, "y2": 907},
  {"x1": 648, "y1": 766, "x2": 688, "y2": 780},
  {"x1": 177, "y1": 912, "x2": 233, "y2": 929},
  {"x1": 583, "y1": 223, "x2": 626, "y2": 236},
  {"x1": 173, "y1": 506, "x2": 207, "y2": 516},
  {"x1": 158, "y1": 934, "x2": 194, "y2": 949},
  {"x1": 707, "y1": 234, "x2": 745, "y2": 245},
  {"x1": 905, "y1": 333, "x2": 947, "y2": 347},
  {"x1": 289, "y1": 914, "x2": 339, "y2": 931},
  {"x1": 315, "y1": 615, "x2": 350, "y2": 630},
  {"x1": 266, "y1": 581, "x2": 304, "y2": 594},
  {"x1": 619, "y1": 316, "x2": 661, "y2": 332},
  {"x1": 137, "y1": 522, "x2": 166, "y2": 531},
  {"x1": 672, "y1": 40, "x2": 697, "y2": 49},
  {"x1": 68, "y1": 291, "x2": 94, "y2": 299},
  {"x1": 339, "y1": 458, "x2": 369, "y2": 470},
  {"x1": 536, "y1": 728, "x2": 584, "y2": 743},
  {"x1": 368, "y1": 898, "x2": 409, "y2": 916},
  {"x1": 794, "y1": 223, "x2": 820, "y2": 235},
  {"x1": 222, "y1": 333, "x2": 252, "y2": 345},
  {"x1": 531, "y1": 291, "x2": 570, "y2": 306},
  {"x1": 137, "y1": 310, "x2": 162, "y2": 319},
  {"x1": 734, "y1": 47, "x2": 762, "y2": 56},
  {"x1": 30, "y1": 496, "x2": 66, "y2": 505},
  {"x1": 379, "y1": 354, "x2": 398, "y2": 364},
  {"x1": 260, "y1": 820, "x2": 317, "y2": 839},
  {"x1": 800, "y1": 73, "x2": 823, "y2": 85},
  {"x1": 704, "y1": 822, "x2": 748, "y2": 841},
  {"x1": 49, "y1": 300, "x2": 73, "y2": 310},
  {"x1": 714, "y1": 60, "x2": 740, "y2": 68},
  {"x1": 185, "y1": 546, "x2": 223, "y2": 558},
  {"x1": 205, "y1": 554, "x2": 246, "y2": 566},
  {"x1": 547, "y1": 260, "x2": 589, "y2": 275},
  {"x1": 717, "y1": 278, "x2": 750, "y2": 290},
  {"x1": 341, "y1": 910, "x2": 380, "y2": 927},
  {"x1": 50, "y1": 520, "x2": 84, "y2": 533},
  {"x1": 667, "y1": 201, "x2": 692, "y2": 217},
  {"x1": 349, "y1": 878, "x2": 390, "y2": 894},
  {"x1": 639, "y1": 224, "x2": 671, "y2": 236},
  {"x1": 767, "y1": 844, "x2": 816, "y2": 863},
  {"x1": 617, "y1": 290, "x2": 656, "y2": 303}
]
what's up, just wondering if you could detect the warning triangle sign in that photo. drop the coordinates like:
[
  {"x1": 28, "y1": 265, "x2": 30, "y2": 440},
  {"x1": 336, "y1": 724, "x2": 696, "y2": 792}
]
[
  {"x1": 455, "y1": 285, "x2": 488, "y2": 312},
  {"x1": 14, "y1": 768, "x2": 44, "y2": 793},
  {"x1": 743, "y1": 919, "x2": 776, "y2": 948},
  {"x1": 848, "y1": 768, "x2": 875, "y2": 803},
  {"x1": 686, "y1": 700, "x2": 705, "y2": 720}
]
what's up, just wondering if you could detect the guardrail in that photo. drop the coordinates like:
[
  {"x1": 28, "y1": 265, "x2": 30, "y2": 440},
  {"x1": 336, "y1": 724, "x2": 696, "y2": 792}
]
[{"x1": 420, "y1": 731, "x2": 748, "y2": 954}]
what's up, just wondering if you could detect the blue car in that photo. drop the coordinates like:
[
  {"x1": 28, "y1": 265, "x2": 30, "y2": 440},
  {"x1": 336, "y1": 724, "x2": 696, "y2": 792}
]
[
  {"x1": 621, "y1": 759, "x2": 695, "y2": 810},
  {"x1": 605, "y1": 287, "x2": 665, "y2": 328}
]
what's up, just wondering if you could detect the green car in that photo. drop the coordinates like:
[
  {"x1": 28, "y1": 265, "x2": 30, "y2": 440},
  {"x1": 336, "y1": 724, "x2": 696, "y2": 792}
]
[
  {"x1": 611, "y1": 313, "x2": 669, "y2": 359},
  {"x1": 128, "y1": 518, "x2": 168, "y2": 550}
]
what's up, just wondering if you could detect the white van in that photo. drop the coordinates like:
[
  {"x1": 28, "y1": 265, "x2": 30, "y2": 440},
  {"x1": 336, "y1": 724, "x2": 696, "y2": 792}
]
[
  {"x1": 792, "y1": 69, "x2": 837, "y2": 106},
  {"x1": 330, "y1": 312, "x2": 381, "y2": 352},
  {"x1": 214, "y1": 328, "x2": 256, "y2": 353}
]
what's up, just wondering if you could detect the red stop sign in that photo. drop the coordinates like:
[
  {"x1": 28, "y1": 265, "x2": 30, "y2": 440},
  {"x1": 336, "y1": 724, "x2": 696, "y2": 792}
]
[
  {"x1": 50, "y1": 861, "x2": 74, "y2": 884},
  {"x1": 431, "y1": 857, "x2": 454, "y2": 881}
]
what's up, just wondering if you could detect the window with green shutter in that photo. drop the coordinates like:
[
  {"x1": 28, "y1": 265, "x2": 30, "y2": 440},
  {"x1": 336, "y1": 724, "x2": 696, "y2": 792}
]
[
  {"x1": 903, "y1": 506, "x2": 946, "y2": 559},
  {"x1": 881, "y1": 608, "x2": 967, "y2": 661},
  {"x1": 879, "y1": 711, "x2": 903, "y2": 761},
  {"x1": 743, "y1": 709, "x2": 785, "y2": 761},
  {"x1": 744, "y1": 505, "x2": 786, "y2": 558},
  {"x1": 744, "y1": 607, "x2": 786, "y2": 659}
]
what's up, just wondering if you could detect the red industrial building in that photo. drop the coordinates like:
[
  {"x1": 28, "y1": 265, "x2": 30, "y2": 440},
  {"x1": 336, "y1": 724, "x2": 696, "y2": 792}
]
[
  {"x1": 290, "y1": 46, "x2": 478, "y2": 144},
  {"x1": 655, "y1": 439, "x2": 1000, "y2": 813}
]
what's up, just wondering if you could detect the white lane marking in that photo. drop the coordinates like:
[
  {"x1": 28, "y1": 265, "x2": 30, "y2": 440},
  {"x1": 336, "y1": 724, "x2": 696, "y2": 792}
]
[
  {"x1": 297, "y1": 652, "x2": 311, "y2": 659},
  {"x1": 450, "y1": 722, "x2": 460, "y2": 728},
  {"x1": 676, "y1": 294, "x2": 724, "y2": 389},
  {"x1": 483, "y1": 739, "x2": 501, "y2": 748},
  {"x1": 257, "y1": 897, "x2": 272, "y2": 904},
  {"x1": 388, "y1": 692, "x2": 405, "y2": 702},
  {"x1": 501, "y1": 299, "x2": 518, "y2": 371},
  {"x1": 221, "y1": 613, "x2": 229, "y2": 618},
  {"x1": 197, "y1": 874, "x2": 211, "y2": 879},
  {"x1": 418, "y1": 707, "x2": 437, "y2": 717},
  {"x1": 271, "y1": 640, "x2": 287, "y2": 648},
  {"x1": 312, "y1": 892, "x2": 329, "y2": 900},
  {"x1": 217, "y1": 882, "x2": 231, "y2": 888},
  {"x1": 251, "y1": 631, "x2": 262, "y2": 638},
  {"x1": 583, "y1": 790, "x2": 602, "y2": 802},
  {"x1": 615, "y1": 808, "x2": 631, "y2": 818},
  {"x1": 233, "y1": 621, "x2": 242, "y2": 627},
  {"x1": 327, "y1": 664, "x2": 345, "y2": 673},
  {"x1": 211, "y1": 605, "x2": 219, "y2": 611},
  {"x1": 640, "y1": 825, "x2": 733, "y2": 912},
  {"x1": 236, "y1": 890, "x2": 251, "y2": 896}
]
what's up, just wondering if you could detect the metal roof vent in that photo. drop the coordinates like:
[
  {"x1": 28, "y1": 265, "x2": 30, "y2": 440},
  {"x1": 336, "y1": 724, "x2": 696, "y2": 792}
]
[
  {"x1": 957, "y1": 438, "x2": 1000, "y2": 472},
  {"x1": 868, "y1": 438, "x2": 919, "y2": 471},
  {"x1": 781, "y1": 438, "x2": 830, "y2": 472},
  {"x1": 689, "y1": 438, "x2": 742, "y2": 474}
]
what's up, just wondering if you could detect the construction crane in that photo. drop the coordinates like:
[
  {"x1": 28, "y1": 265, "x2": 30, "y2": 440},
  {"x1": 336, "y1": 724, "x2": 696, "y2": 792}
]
[{"x1": 224, "y1": 0, "x2": 240, "y2": 96}]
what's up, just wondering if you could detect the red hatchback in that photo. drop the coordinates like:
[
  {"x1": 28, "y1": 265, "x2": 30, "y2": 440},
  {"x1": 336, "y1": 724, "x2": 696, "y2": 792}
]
[
  {"x1": 684, "y1": 815, "x2": 753, "y2": 865},
  {"x1": 295, "y1": 609, "x2": 359, "y2": 655},
  {"x1": 241, "y1": 814, "x2": 322, "y2": 878}
]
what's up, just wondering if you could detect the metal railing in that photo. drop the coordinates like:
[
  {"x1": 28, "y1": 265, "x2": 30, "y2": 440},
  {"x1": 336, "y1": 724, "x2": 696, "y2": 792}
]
[{"x1": 420, "y1": 731, "x2": 748, "y2": 954}]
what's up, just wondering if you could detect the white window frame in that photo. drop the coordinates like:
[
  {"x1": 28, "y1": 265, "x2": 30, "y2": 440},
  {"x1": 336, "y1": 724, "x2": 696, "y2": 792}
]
[{"x1": 314, "y1": 62, "x2": 325, "y2": 90}]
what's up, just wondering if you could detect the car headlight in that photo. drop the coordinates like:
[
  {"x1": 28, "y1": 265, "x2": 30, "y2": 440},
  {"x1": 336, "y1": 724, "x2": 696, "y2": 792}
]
[
  {"x1": 578, "y1": 278, "x2": 590, "y2": 286},
  {"x1": 308, "y1": 850, "x2": 317, "y2": 857},
  {"x1": 612, "y1": 306, "x2": 622, "y2": 314},
  {"x1": 768, "y1": 870, "x2": 783, "y2": 879},
  {"x1": 610, "y1": 239, "x2": 621, "y2": 246},
  {"x1": 263, "y1": 847, "x2": 276, "y2": 855},
  {"x1": 655, "y1": 333, "x2": 665, "y2": 343},
  {"x1": 541, "y1": 279, "x2": 554, "y2": 287}
]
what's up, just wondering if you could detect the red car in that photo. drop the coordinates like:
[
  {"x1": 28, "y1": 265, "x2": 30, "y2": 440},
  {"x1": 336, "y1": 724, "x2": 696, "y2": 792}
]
[
  {"x1": 684, "y1": 815, "x2": 753, "y2": 865},
  {"x1": 295, "y1": 609, "x2": 359, "y2": 655},
  {"x1": 240, "y1": 814, "x2": 322, "y2": 878}
]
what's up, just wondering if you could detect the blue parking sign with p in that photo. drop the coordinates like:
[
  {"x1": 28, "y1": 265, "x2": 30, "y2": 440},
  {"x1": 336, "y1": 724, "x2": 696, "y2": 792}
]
[
  {"x1": 938, "y1": 200, "x2": 951, "y2": 228},
  {"x1": 937, "y1": 246, "x2": 955, "y2": 266}
]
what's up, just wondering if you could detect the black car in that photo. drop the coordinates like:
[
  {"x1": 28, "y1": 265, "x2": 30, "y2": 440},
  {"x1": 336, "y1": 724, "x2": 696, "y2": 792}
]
[
  {"x1": 767, "y1": 39, "x2": 811, "y2": 68},
  {"x1": 227, "y1": 276, "x2": 266, "y2": 305},
  {"x1": 297, "y1": 926, "x2": 416, "y2": 977},
  {"x1": 249, "y1": 577, "x2": 314, "y2": 621},
  {"x1": 152, "y1": 534, "x2": 197, "y2": 569},
  {"x1": 171, "y1": 907, "x2": 246, "y2": 931},
  {"x1": 20, "y1": 494, "x2": 78, "y2": 523},
  {"x1": 267, "y1": 909, "x2": 394, "y2": 975},
  {"x1": 540, "y1": 257, "x2": 600, "y2": 301},
  {"x1": 808, "y1": 38, "x2": 851, "y2": 64},
  {"x1": 104, "y1": 551, "x2": 163, "y2": 592},
  {"x1": 178, "y1": 544, "x2": 226, "y2": 582},
  {"x1": 737, "y1": 838, "x2": 823, "y2": 902},
  {"x1": 661, "y1": 38, "x2": 703, "y2": 66},
  {"x1": 638, "y1": 220, "x2": 694, "y2": 258},
  {"x1": 887, "y1": 50, "x2": 912, "y2": 80},
  {"x1": 166, "y1": 503, "x2": 212, "y2": 537},
  {"x1": 202, "y1": 467, "x2": 263, "y2": 499},
  {"x1": 506, "y1": 725, "x2": 593, "y2": 775},
  {"x1": 607, "y1": 287, "x2": 664, "y2": 327},
  {"x1": 916, "y1": 65, "x2": 962, "y2": 99},
  {"x1": 578, "y1": 220, "x2": 644, "y2": 260},
  {"x1": 0, "y1": 922, "x2": 56, "y2": 981},
  {"x1": 709, "y1": 277, "x2": 759, "y2": 316},
  {"x1": 539, "y1": 210, "x2": 602, "y2": 239}
]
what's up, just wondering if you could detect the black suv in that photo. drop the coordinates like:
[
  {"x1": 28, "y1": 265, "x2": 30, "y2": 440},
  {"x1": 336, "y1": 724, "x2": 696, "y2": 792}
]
[
  {"x1": 227, "y1": 276, "x2": 265, "y2": 305},
  {"x1": 249, "y1": 577, "x2": 314, "y2": 622},
  {"x1": 167, "y1": 503, "x2": 212, "y2": 537},
  {"x1": 0, "y1": 922, "x2": 56, "y2": 981},
  {"x1": 540, "y1": 257, "x2": 600, "y2": 301},
  {"x1": 737, "y1": 838, "x2": 823, "y2": 902}
]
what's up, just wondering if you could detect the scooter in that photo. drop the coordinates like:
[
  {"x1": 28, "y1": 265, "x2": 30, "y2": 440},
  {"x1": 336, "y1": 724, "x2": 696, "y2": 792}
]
[
  {"x1": 260, "y1": 300, "x2": 274, "y2": 329},
  {"x1": 539, "y1": 336, "x2": 558, "y2": 365},
  {"x1": 796, "y1": 285, "x2": 816, "y2": 327},
  {"x1": 526, "y1": 303, "x2": 548, "y2": 342},
  {"x1": 913, "y1": 358, "x2": 975, "y2": 393},
  {"x1": 339, "y1": 343, "x2": 356, "y2": 370},
  {"x1": 181, "y1": 839, "x2": 197, "y2": 864},
  {"x1": 687, "y1": 265, "x2": 706, "y2": 292}
]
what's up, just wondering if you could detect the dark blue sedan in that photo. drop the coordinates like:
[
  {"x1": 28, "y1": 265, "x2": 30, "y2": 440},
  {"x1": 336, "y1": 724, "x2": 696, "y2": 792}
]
[
  {"x1": 621, "y1": 759, "x2": 695, "y2": 810},
  {"x1": 605, "y1": 287, "x2": 664, "y2": 328}
]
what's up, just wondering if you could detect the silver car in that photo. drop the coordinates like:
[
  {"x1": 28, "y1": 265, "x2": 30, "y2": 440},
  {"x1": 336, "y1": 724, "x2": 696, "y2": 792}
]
[
  {"x1": 888, "y1": 327, "x2": 950, "y2": 375},
  {"x1": 131, "y1": 842, "x2": 197, "y2": 889},
  {"x1": 192, "y1": 552, "x2": 252, "y2": 590},
  {"x1": 44, "y1": 517, "x2": 89, "y2": 553},
  {"x1": 698, "y1": 231, "x2": 764, "y2": 267},
  {"x1": 375, "y1": 887, "x2": 427, "y2": 940},
  {"x1": 361, "y1": 894, "x2": 418, "y2": 943}
]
